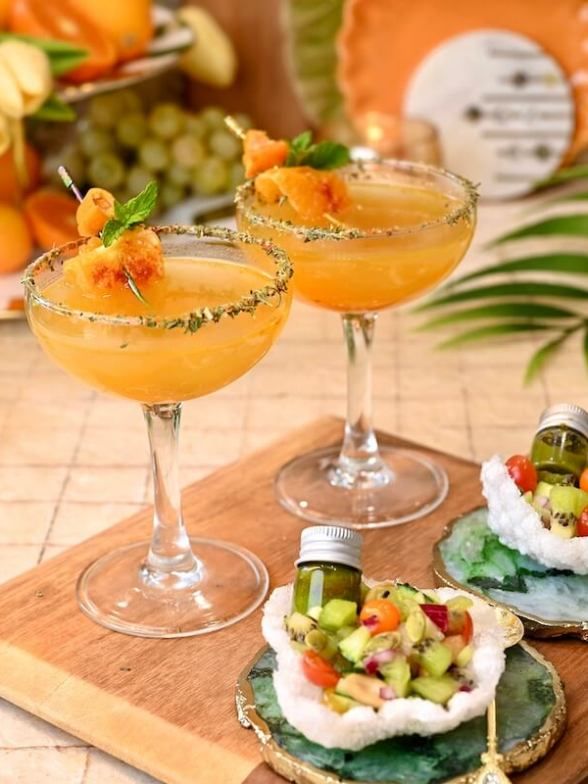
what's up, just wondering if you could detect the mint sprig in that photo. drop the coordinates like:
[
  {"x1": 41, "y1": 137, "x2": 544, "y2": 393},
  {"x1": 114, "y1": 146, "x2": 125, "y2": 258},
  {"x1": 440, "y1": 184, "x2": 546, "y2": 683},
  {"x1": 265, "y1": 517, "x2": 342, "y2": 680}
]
[
  {"x1": 286, "y1": 131, "x2": 350, "y2": 170},
  {"x1": 102, "y1": 181, "x2": 158, "y2": 247}
]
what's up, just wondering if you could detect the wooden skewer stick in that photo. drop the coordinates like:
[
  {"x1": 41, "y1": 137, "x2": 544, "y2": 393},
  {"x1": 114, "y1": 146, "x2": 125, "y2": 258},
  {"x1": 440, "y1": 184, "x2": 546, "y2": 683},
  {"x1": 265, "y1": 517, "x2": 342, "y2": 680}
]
[
  {"x1": 57, "y1": 166, "x2": 83, "y2": 203},
  {"x1": 56, "y1": 166, "x2": 149, "y2": 306},
  {"x1": 224, "y1": 115, "x2": 246, "y2": 140}
]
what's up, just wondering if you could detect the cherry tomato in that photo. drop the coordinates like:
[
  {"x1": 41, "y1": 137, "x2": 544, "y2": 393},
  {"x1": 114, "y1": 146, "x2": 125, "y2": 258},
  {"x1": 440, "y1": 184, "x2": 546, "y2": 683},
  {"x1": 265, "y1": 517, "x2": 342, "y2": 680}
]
[
  {"x1": 577, "y1": 507, "x2": 588, "y2": 537},
  {"x1": 448, "y1": 608, "x2": 474, "y2": 641},
  {"x1": 301, "y1": 650, "x2": 340, "y2": 688},
  {"x1": 462, "y1": 611, "x2": 474, "y2": 644},
  {"x1": 359, "y1": 599, "x2": 401, "y2": 635},
  {"x1": 580, "y1": 468, "x2": 588, "y2": 493},
  {"x1": 505, "y1": 454, "x2": 538, "y2": 493}
]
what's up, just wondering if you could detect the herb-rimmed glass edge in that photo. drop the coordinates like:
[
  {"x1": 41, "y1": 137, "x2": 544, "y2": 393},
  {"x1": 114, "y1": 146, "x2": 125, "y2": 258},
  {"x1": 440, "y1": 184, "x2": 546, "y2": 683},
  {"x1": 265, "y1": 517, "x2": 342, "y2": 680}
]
[
  {"x1": 22, "y1": 224, "x2": 293, "y2": 332},
  {"x1": 235, "y1": 158, "x2": 479, "y2": 241}
]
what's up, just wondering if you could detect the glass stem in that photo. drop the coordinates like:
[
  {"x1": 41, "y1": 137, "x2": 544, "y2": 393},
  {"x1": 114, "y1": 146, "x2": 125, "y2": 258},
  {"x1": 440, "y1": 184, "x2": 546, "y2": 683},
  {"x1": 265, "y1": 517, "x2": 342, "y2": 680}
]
[
  {"x1": 142, "y1": 403, "x2": 198, "y2": 582},
  {"x1": 338, "y1": 313, "x2": 383, "y2": 473}
]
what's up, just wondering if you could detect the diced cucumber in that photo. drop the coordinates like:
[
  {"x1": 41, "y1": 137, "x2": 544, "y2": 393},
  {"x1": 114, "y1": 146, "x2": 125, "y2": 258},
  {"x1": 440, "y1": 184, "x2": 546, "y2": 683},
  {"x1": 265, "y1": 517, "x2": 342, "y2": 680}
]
[
  {"x1": 322, "y1": 688, "x2": 360, "y2": 714},
  {"x1": 415, "y1": 640, "x2": 453, "y2": 677},
  {"x1": 338, "y1": 625, "x2": 371, "y2": 663},
  {"x1": 405, "y1": 609, "x2": 426, "y2": 643},
  {"x1": 318, "y1": 599, "x2": 358, "y2": 631},
  {"x1": 381, "y1": 657, "x2": 411, "y2": 698},
  {"x1": 411, "y1": 674, "x2": 459, "y2": 704}
]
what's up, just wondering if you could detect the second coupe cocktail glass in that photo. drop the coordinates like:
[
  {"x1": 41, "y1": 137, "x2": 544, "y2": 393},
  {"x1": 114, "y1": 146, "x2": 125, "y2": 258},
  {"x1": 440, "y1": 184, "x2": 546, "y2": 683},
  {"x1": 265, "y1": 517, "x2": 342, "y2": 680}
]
[
  {"x1": 24, "y1": 226, "x2": 292, "y2": 637},
  {"x1": 237, "y1": 159, "x2": 476, "y2": 529}
]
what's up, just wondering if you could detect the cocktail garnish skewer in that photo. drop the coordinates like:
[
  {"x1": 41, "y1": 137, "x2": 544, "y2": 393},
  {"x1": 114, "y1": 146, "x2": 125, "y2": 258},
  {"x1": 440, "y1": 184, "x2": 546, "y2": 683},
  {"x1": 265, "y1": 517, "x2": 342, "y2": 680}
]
[
  {"x1": 57, "y1": 165, "x2": 84, "y2": 203},
  {"x1": 224, "y1": 120, "x2": 352, "y2": 231},
  {"x1": 224, "y1": 115, "x2": 246, "y2": 139},
  {"x1": 57, "y1": 166, "x2": 149, "y2": 306}
]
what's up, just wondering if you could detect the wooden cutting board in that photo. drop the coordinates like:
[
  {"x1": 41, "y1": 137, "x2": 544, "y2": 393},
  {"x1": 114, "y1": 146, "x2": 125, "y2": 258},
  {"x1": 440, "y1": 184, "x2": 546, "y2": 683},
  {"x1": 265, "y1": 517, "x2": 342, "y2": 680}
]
[{"x1": 0, "y1": 417, "x2": 585, "y2": 784}]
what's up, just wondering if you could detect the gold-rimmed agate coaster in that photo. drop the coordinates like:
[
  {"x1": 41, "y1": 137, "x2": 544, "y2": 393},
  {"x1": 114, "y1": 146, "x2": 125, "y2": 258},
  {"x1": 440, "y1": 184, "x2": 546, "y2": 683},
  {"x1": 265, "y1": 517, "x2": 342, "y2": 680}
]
[
  {"x1": 236, "y1": 641, "x2": 565, "y2": 784},
  {"x1": 434, "y1": 507, "x2": 588, "y2": 640}
]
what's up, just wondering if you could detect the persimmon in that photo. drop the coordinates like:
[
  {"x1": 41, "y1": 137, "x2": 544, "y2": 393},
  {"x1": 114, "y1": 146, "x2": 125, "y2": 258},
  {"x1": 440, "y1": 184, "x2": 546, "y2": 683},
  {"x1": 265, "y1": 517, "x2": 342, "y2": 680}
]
[
  {"x1": 255, "y1": 166, "x2": 350, "y2": 220},
  {"x1": 243, "y1": 130, "x2": 288, "y2": 178},
  {"x1": 0, "y1": 203, "x2": 33, "y2": 273},
  {"x1": 76, "y1": 187, "x2": 115, "y2": 236},
  {"x1": 24, "y1": 189, "x2": 79, "y2": 250},
  {"x1": 9, "y1": 0, "x2": 117, "y2": 83}
]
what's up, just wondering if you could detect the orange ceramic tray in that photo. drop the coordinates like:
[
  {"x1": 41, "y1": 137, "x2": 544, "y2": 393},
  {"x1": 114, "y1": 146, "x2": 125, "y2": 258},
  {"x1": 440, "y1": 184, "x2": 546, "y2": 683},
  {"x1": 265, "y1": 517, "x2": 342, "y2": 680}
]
[{"x1": 338, "y1": 0, "x2": 588, "y2": 160}]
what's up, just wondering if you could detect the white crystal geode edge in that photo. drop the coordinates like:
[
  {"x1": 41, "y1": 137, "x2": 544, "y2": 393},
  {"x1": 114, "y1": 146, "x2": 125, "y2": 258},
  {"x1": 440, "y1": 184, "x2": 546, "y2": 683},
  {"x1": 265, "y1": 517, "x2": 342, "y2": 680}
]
[
  {"x1": 261, "y1": 583, "x2": 506, "y2": 751},
  {"x1": 482, "y1": 454, "x2": 588, "y2": 575}
]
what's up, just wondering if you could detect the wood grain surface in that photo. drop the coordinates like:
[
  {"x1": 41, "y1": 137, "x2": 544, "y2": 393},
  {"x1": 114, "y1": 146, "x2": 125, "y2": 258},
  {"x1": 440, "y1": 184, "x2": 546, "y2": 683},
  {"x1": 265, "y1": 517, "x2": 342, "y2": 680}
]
[{"x1": 0, "y1": 418, "x2": 584, "y2": 784}]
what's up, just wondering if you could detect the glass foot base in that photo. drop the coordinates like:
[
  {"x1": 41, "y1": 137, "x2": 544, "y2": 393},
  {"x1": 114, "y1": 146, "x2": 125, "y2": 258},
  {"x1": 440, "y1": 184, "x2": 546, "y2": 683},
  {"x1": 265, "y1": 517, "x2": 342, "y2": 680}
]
[
  {"x1": 275, "y1": 445, "x2": 448, "y2": 529},
  {"x1": 77, "y1": 538, "x2": 269, "y2": 638}
]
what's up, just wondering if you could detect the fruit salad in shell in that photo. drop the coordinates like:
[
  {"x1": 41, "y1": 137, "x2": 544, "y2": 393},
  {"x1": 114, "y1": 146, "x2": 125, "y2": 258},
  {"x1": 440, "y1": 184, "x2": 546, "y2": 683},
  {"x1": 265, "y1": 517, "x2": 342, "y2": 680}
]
[
  {"x1": 262, "y1": 581, "x2": 506, "y2": 751},
  {"x1": 482, "y1": 456, "x2": 588, "y2": 574}
]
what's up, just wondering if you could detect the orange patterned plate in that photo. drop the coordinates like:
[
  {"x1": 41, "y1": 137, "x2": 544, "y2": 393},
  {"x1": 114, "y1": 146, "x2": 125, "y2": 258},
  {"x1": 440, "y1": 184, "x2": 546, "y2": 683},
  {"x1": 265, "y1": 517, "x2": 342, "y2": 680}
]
[{"x1": 338, "y1": 0, "x2": 588, "y2": 162}]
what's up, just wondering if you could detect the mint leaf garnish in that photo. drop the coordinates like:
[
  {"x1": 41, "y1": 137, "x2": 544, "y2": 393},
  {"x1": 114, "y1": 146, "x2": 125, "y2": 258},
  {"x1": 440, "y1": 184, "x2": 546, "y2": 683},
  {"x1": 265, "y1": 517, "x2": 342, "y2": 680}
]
[
  {"x1": 286, "y1": 131, "x2": 350, "y2": 170},
  {"x1": 304, "y1": 140, "x2": 351, "y2": 170},
  {"x1": 102, "y1": 181, "x2": 158, "y2": 248}
]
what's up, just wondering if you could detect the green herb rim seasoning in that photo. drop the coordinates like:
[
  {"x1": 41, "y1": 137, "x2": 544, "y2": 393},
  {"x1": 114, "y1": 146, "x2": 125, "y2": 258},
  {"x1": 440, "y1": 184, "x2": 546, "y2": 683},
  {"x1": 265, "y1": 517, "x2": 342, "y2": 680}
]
[
  {"x1": 530, "y1": 403, "x2": 588, "y2": 479},
  {"x1": 292, "y1": 526, "x2": 362, "y2": 616}
]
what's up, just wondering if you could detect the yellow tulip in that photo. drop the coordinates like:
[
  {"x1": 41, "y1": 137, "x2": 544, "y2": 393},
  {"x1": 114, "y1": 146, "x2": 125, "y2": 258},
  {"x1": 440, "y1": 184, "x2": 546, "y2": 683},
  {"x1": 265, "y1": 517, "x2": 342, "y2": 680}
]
[{"x1": 0, "y1": 40, "x2": 53, "y2": 117}]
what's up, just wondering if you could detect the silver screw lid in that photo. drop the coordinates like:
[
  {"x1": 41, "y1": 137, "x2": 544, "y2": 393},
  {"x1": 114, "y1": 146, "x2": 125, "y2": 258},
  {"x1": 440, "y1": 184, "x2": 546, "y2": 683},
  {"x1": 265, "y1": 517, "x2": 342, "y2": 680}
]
[
  {"x1": 296, "y1": 525, "x2": 362, "y2": 570},
  {"x1": 536, "y1": 403, "x2": 588, "y2": 440}
]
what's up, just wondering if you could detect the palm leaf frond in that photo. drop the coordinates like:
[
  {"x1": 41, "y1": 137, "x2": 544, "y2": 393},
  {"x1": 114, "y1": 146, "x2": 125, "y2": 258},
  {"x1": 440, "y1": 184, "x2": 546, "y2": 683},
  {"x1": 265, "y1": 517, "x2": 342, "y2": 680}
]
[
  {"x1": 438, "y1": 322, "x2": 551, "y2": 349},
  {"x1": 444, "y1": 254, "x2": 588, "y2": 289},
  {"x1": 491, "y1": 215, "x2": 588, "y2": 246},
  {"x1": 419, "y1": 302, "x2": 577, "y2": 330}
]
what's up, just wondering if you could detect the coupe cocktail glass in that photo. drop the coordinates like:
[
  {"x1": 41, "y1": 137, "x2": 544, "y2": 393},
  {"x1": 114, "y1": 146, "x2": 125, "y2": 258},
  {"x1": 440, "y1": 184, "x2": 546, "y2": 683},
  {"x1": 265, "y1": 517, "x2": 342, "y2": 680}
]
[
  {"x1": 23, "y1": 226, "x2": 292, "y2": 637},
  {"x1": 237, "y1": 159, "x2": 476, "y2": 529}
]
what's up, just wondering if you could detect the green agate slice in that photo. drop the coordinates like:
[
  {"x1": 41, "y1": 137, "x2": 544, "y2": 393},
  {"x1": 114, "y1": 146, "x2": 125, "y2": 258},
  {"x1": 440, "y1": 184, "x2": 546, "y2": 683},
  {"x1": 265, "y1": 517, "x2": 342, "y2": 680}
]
[
  {"x1": 438, "y1": 507, "x2": 588, "y2": 624},
  {"x1": 246, "y1": 644, "x2": 558, "y2": 784}
]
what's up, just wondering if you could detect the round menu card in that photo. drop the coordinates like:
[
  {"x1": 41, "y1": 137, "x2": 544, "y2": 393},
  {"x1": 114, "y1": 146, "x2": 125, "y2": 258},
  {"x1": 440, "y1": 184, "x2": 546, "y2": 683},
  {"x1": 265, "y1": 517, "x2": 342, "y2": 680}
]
[{"x1": 404, "y1": 29, "x2": 574, "y2": 199}]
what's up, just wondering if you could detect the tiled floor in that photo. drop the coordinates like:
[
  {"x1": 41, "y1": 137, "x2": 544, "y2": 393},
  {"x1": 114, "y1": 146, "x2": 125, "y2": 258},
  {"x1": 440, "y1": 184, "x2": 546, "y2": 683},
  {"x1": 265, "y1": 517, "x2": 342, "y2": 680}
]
[{"x1": 0, "y1": 197, "x2": 586, "y2": 783}]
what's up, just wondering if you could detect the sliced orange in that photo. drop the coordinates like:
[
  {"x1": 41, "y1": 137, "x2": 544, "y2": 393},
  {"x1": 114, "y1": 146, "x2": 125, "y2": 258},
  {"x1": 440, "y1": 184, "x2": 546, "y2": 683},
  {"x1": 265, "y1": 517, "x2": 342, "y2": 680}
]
[
  {"x1": 255, "y1": 166, "x2": 350, "y2": 220},
  {"x1": 0, "y1": 143, "x2": 41, "y2": 204},
  {"x1": 243, "y1": 130, "x2": 289, "y2": 178},
  {"x1": 24, "y1": 189, "x2": 79, "y2": 250},
  {"x1": 69, "y1": 0, "x2": 153, "y2": 62},
  {"x1": 9, "y1": 0, "x2": 117, "y2": 83},
  {"x1": 0, "y1": 0, "x2": 11, "y2": 29},
  {"x1": 0, "y1": 202, "x2": 33, "y2": 273}
]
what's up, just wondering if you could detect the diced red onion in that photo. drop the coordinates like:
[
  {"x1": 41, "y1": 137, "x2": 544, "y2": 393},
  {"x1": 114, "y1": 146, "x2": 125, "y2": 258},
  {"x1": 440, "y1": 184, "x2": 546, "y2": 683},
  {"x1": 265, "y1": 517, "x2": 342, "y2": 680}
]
[
  {"x1": 420, "y1": 604, "x2": 449, "y2": 633},
  {"x1": 379, "y1": 686, "x2": 396, "y2": 700},
  {"x1": 459, "y1": 683, "x2": 473, "y2": 693},
  {"x1": 363, "y1": 649, "x2": 395, "y2": 674},
  {"x1": 361, "y1": 615, "x2": 379, "y2": 628}
]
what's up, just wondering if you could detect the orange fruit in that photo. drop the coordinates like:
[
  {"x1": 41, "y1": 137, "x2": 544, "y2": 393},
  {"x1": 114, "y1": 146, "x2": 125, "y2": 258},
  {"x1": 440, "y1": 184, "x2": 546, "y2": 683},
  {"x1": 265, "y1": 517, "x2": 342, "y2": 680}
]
[
  {"x1": 0, "y1": 0, "x2": 11, "y2": 28},
  {"x1": 70, "y1": 0, "x2": 153, "y2": 62},
  {"x1": 24, "y1": 189, "x2": 79, "y2": 250},
  {"x1": 0, "y1": 203, "x2": 33, "y2": 273},
  {"x1": 76, "y1": 187, "x2": 115, "y2": 236},
  {"x1": 9, "y1": 0, "x2": 117, "y2": 83},
  {"x1": 243, "y1": 130, "x2": 289, "y2": 178},
  {"x1": 0, "y1": 143, "x2": 41, "y2": 204},
  {"x1": 255, "y1": 166, "x2": 350, "y2": 220}
]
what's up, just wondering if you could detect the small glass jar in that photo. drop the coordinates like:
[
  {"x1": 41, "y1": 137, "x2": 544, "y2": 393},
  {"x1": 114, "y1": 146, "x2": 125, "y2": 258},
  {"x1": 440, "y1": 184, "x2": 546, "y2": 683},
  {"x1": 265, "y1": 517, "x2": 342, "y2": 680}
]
[
  {"x1": 531, "y1": 403, "x2": 588, "y2": 480},
  {"x1": 292, "y1": 526, "x2": 362, "y2": 616}
]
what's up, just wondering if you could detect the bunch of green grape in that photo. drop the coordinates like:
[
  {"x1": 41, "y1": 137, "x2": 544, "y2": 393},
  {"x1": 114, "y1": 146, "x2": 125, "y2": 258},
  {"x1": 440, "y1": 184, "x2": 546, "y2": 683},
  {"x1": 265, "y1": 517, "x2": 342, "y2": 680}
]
[{"x1": 52, "y1": 90, "x2": 251, "y2": 211}]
